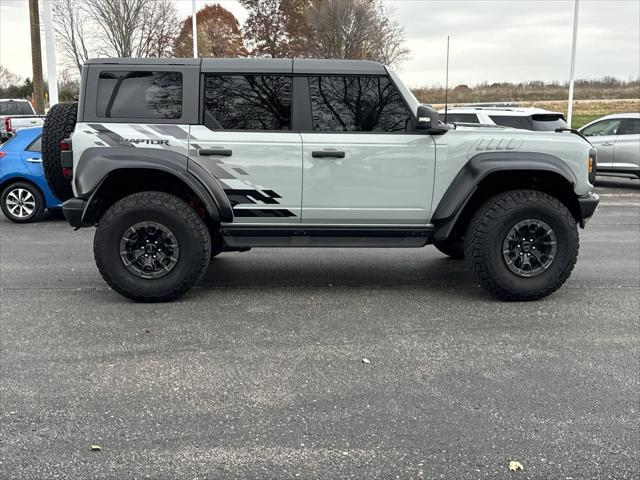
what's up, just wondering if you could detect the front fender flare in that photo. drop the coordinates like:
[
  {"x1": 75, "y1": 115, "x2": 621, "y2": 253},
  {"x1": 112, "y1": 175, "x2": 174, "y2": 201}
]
[{"x1": 431, "y1": 152, "x2": 578, "y2": 242}]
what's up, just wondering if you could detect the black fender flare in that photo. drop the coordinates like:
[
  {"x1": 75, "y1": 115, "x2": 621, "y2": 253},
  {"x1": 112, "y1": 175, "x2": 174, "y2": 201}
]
[
  {"x1": 431, "y1": 152, "x2": 578, "y2": 242},
  {"x1": 74, "y1": 146, "x2": 233, "y2": 224}
]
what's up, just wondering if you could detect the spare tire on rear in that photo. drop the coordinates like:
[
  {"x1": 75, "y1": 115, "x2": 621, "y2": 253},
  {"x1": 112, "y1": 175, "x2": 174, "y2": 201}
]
[{"x1": 42, "y1": 102, "x2": 77, "y2": 201}]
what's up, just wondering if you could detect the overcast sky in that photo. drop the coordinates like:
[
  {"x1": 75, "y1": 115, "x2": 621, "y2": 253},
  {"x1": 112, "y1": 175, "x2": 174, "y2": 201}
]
[{"x1": 1, "y1": 0, "x2": 638, "y2": 87}]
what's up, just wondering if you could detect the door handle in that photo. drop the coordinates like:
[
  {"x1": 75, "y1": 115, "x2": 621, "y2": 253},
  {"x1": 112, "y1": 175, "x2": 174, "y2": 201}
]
[
  {"x1": 25, "y1": 157, "x2": 42, "y2": 163},
  {"x1": 312, "y1": 150, "x2": 345, "y2": 159},
  {"x1": 599, "y1": 142, "x2": 614, "y2": 147},
  {"x1": 199, "y1": 148, "x2": 232, "y2": 156}
]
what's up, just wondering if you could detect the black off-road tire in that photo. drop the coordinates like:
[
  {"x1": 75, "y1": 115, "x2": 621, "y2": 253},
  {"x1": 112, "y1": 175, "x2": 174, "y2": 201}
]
[
  {"x1": 464, "y1": 190, "x2": 579, "y2": 301},
  {"x1": 42, "y1": 102, "x2": 77, "y2": 201},
  {"x1": 94, "y1": 192, "x2": 211, "y2": 302},
  {"x1": 434, "y1": 238, "x2": 465, "y2": 259},
  {"x1": 1, "y1": 181, "x2": 45, "y2": 223}
]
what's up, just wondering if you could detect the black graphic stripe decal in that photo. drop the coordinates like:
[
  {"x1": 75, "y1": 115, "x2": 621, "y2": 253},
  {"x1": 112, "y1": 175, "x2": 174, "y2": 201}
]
[
  {"x1": 87, "y1": 123, "x2": 131, "y2": 146},
  {"x1": 234, "y1": 209, "x2": 296, "y2": 218}
]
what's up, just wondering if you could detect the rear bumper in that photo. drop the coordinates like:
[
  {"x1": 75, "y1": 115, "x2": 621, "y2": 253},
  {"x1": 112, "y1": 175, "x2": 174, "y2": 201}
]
[
  {"x1": 62, "y1": 197, "x2": 88, "y2": 228},
  {"x1": 578, "y1": 192, "x2": 599, "y2": 226}
]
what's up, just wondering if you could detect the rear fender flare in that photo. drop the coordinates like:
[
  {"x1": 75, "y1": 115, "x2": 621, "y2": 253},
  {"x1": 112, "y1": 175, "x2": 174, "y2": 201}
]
[{"x1": 74, "y1": 147, "x2": 233, "y2": 223}]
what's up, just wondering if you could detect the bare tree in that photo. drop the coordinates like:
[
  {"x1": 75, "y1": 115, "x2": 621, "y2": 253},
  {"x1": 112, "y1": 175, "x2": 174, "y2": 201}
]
[
  {"x1": 53, "y1": 0, "x2": 92, "y2": 74},
  {"x1": 366, "y1": 4, "x2": 410, "y2": 66},
  {"x1": 0, "y1": 66, "x2": 23, "y2": 90},
  {"x1": 306, "y1": 0, "x2": 408, "y2": 66},
  {"x1": 137, "y1": 0, "x2": 179, "y2": 57},
  {"x1": 82, "y1": 0, "x2": 178, "y2": 58}
]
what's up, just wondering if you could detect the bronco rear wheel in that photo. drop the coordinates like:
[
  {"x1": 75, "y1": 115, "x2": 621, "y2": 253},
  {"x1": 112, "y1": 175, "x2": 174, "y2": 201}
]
[
  {"x1": 464, "y1": 190, "x2": 579, "y2": 301},
  {"x1": 94, "y1": 191, "x2": 211, "y2": 302}
]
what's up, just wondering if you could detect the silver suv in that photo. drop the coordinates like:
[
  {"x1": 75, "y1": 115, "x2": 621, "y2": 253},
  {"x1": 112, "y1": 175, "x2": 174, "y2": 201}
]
[
  {"x1": 579, "y1": 113, "x2": 640, "y2": 178},
  {"x1": 41, "y1": 58, "x2": 599, "y2": 302}
]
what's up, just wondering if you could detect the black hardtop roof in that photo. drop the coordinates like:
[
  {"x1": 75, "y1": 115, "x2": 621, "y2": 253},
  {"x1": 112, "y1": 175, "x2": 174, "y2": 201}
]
[{"x1": 86, "y1": 57, "x2": 387, "y2": 75}]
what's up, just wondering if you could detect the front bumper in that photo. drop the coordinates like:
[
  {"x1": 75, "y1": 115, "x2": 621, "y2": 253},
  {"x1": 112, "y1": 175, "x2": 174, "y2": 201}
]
[
  {"x1": 577, "y1": 192, "x2": 599, "y2": 226},
  {"x1": 62, "y1": 197, "x2": 88, "y2": 228}
]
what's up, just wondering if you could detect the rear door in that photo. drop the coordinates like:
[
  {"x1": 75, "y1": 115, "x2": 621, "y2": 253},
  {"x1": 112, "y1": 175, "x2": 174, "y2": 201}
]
[
  {"x1": 20, "y1": 134, "x2": 42, "y2": 165},
  {"x1": 614, "y1": 118, "x2": 640, "y2": 169},
  {"x1": 189, "y1": 73, "x2": 302, "y2": 223},
  {"x1": 300, "y1": 75, "x2": 435, "y2": 225}
]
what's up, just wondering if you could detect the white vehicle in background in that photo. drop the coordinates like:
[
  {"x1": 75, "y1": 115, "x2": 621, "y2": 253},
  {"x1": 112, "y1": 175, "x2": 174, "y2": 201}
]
[
  {"x1": 578, "y1": 113, "x2": 640, "y2": 179},
  {"x1": 0, "y1": 99, "x2": 45, "y2": 143},
  {"x1": 439, "y1": 105, "x2": 569, "y2": 131}
]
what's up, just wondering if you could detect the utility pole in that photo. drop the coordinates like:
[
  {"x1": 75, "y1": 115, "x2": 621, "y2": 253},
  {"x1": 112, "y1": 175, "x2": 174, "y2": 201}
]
[
  {"x1": 28, "y1": 0, "x2": 45, "y2": 113},
  {"x1": 567, "y1": 0, "x2": 579, "y2": 128},
  {"x1": 43, "y1": 0, "x2": 59, "y2": 107},
  {"x1": 192, "y1": 0, "x2": 198, "y2": 58}
]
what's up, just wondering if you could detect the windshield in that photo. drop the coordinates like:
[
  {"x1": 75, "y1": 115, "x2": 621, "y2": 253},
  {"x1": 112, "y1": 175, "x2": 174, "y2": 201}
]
[{"x1": 0, "y1": 101, "x2": 35, "y2": 116}]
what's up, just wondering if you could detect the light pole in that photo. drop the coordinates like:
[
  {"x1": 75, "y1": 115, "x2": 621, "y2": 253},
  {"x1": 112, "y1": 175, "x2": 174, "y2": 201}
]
[
  {"x1": 192, "y1": 0, "x2": 198, "y2": 58},
  {"x1": 43, "y1": 0, "x2": 59, "y2": 107},
  {"x1": 567, "y1": 0, "x2": 579, "y2": 128}
]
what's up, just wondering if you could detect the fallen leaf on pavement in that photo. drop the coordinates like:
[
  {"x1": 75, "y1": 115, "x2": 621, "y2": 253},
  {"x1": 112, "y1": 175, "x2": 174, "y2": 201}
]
[
  {"x1": 362, "y1": 358, "x2": 370, "y2": 364},
  {"x1": 509, "y1": 460, "x2": 523, "y2": 471},
  {"x1": 90, "y1": 445, "x2": 102, "y2": 451}
]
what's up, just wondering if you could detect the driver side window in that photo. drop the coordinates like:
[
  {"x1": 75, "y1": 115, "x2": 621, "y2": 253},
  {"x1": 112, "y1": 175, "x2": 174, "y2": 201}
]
[
  {"x1": 308, "y1": 76, "x2": 413, "y2": 132},
  {"x1": 582, "y1": 119, "x2": 622, "y2": 136}
]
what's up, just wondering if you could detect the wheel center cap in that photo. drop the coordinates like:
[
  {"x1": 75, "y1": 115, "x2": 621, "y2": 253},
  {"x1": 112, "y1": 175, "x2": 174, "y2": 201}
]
[
  {"x1": 145, "y1": 244, "x2": 157, "y2": 254},
  {"x1": 522, "y1": 242, "x2": 532, "y2": 252}
]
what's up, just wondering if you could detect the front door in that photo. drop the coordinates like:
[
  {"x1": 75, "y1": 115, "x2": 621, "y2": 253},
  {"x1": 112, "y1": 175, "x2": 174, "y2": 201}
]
[
  {"x1": 300, "y1": 75, "x2": 435, "y2": 225},
  {"x1": 189, "y1": 74, "x2": 302, "y2": 223},
  {"x1": 581, "y1": 118, "x2": 622, "y2": 168}
]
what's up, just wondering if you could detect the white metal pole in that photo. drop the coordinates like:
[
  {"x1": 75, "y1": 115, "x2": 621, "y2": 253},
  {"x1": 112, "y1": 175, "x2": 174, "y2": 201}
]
[
  {"x1": 567, "y1": 0, "x2": 579, "y2": 127},
  {"x1": 192, "y1": 0, "x2": 198, "y2": 58},
  {"x1": 42, "y1": 0, "x2": 58, "y2": 107}
]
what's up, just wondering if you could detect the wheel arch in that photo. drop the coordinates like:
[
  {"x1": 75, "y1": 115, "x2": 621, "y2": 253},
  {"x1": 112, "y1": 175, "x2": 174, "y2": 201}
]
[
  {"x1": 0, "y1": 176, "x2": 45, "y2": 198},
  {"x1": 80, "y1": 167, "x2": 232, "y2": 227},
  {"x1": 432, "y1": 153, "x2": 582, "y2": 242},
  {"x1": 73, "y1": 147, "x2": 233, "y2": 226}
]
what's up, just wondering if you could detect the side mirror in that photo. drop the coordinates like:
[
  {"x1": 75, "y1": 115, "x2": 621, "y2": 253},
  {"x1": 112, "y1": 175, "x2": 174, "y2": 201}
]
[{"x1": 416, "y1": 105, "x2": 447, "y2": 133}]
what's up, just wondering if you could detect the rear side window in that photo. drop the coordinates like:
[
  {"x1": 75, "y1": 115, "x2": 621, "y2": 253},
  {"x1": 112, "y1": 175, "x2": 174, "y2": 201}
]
[
  {"x1": 489, "y1": 115, "x2": 533, "y2": 130},
  {"x1": 621, "y1": 118, "x2": 640, "y2": 135},
  {"x1": 581, "y1": 119, "x2": 622, "y2": 136},
  {"x1": 309, "y1": 76, "x2": 413, "y2": 132},
  {"x1": 531, "y1": 114, "x2": 568, "y2": 131},
  {"x1": 439, "y1": 113, "x2": 479, "y2": 124},
  {"x1": 203, "y1": 75, "x2": 292, "y2": 130},
  {"x1": 96, "y1": 71, "x2": 183, "y2": 119},
  {"x1": 26, "y1": 136, "x2": 42, "y2": 152},
  {"x1": 0, "y1": 101, "x2": 35, "y2": 116}
]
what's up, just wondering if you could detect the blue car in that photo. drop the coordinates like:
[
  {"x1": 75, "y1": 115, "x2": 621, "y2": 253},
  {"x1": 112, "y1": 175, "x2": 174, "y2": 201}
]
[{"x1": 0, "y1": 127, "x2": 62, "y2": 223}]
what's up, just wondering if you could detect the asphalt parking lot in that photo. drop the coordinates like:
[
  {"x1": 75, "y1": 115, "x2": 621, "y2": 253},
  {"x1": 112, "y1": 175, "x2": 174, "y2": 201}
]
[{"x1": 1, "y1": 177, "x2": 638, "y2": 479}]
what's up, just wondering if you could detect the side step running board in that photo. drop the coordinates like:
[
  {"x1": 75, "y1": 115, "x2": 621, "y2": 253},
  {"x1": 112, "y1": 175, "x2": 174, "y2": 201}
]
[{"x1": 221, "y1": 225, "x2": 434, "y2": 248}]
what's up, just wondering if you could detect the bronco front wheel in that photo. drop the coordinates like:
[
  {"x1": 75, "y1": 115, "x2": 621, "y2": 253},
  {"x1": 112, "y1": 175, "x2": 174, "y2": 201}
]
[
  {"x1": 464, "y1": 190, "x2": 579, "y2": 301},
  {"x1": 94, "y1": 192, "x2": 211, "y2": 302}
]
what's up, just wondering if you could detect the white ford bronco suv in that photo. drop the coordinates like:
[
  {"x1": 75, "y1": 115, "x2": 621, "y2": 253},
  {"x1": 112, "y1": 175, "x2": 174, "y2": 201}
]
[{"x1": 41, "y1": 58, "x2": 599, "y2": 302}]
